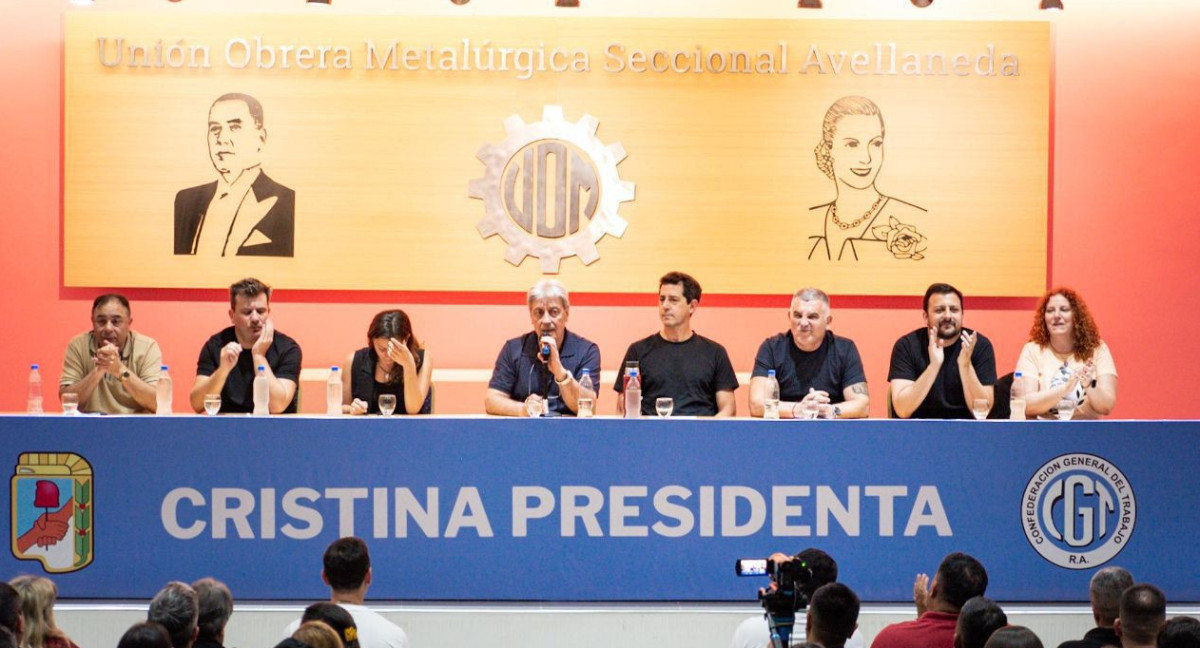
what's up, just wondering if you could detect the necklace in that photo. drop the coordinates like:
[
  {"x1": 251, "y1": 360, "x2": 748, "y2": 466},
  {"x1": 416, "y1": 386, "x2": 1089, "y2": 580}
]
[{"x1": 831, "y1": 196, "x2": 884, "y2": 230}]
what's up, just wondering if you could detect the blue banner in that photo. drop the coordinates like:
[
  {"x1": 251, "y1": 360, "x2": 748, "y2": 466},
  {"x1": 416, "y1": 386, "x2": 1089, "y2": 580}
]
[{"x1": 1, "y1": 416, "x2": 1193, "y2": 602}]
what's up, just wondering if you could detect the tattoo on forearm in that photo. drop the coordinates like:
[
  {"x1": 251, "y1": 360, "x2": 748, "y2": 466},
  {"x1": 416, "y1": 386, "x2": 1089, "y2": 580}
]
[{"x1": 851, "y1": 383, "x2": 868, "y2": 395}]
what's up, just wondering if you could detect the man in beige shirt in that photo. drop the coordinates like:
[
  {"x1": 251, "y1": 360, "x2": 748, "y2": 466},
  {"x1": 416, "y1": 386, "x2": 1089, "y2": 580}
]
[{"x1": 60, "y1": 294, "x2": 162, "y2": 414}]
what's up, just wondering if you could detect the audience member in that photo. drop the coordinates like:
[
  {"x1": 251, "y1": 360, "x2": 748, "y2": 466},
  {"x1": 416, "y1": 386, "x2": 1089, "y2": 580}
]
[
  {"x1": 888, "y1": 283, "x2": 996, "y2": 418},
  {"x1": 749, "y1": 288, "x2": 869, "y2": 419},
  {"x1": 0, "y1": 583, "x2": 21, "y2": 646},
  {"x1": 485, "y1": 279, "x2": 600, "y2": 416},
  {"x1": 191, "y1": 577, "x2": 233, "y2": 648},
  {"x1": 9, "y1": 575, "x2": 79, "y2": 648},
  {"x1": 189, "y1": 277, "x2": 302, "y2": 414},
  {"x1": 302, "y1": 602, "x2": 360, "y2": 648},
  {"x1": 614, "y1": 271, "x2": 738, "y2": 416},
  {"x1": 1116, "y1": 584, "x2": 1167, "y2": 648},
  {"x1": 955, "y1": 597, "x2": 1008, "y2": 648},
  {"x1": 283, "y1": 537, "x2": 410, "y2": 648},
  {"x1": 0, "y1": 627, "x2": 16, "y2": 648},
  {"x1": 148, "y1": 581, "x2": 199, "y2": 648},
  {"x1": 293, "y1": 621, "x2": 343, "y2": 648},
  {"x1": 343, "y1": 310, "x2": 432, "y2": 415},
  {"x1": 870, "y1": 552, "x2": 989, "y2": 648},
  {"x1": 985, "y1": 627, "x2": 1045, "y2": 648},
  {"x1": 1057, "y1": 566, "x2": 1133, "y2": 648},
  {"x1": 1158, "y1": 617, "x2": 1200, "y2": 648},
  {"x1": 118, "y1": 623, "x2": 173, "y2": 648},
  {"x1": 806, "y1": 583, "x2": 860, "y2": 648},
  {"x1": 59, "y1": 293, "x2": 162, "y2": 413}
]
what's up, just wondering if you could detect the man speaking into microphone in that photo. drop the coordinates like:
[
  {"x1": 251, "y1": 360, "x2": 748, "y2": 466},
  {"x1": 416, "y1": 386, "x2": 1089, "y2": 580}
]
[{"x1": 485, "y1": 279, "x2": 601, "y2": 417}]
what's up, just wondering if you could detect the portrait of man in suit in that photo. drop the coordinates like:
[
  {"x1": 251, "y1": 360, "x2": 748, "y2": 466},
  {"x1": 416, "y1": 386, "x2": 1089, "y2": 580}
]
[{"x1": 174, "y1": 92, "x2": 295, "y2": 257}]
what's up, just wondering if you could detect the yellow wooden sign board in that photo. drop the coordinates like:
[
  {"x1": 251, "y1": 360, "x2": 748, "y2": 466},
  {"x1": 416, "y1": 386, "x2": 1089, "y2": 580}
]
[{"x1": 64, "y1": 13, "x2": 1049, "y2": 296}]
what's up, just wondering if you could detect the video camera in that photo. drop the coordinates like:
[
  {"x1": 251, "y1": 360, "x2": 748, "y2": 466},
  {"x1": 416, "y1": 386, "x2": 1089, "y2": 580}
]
[{"x1": 735, "y1": 556, "x2": 814, "y2": 648}]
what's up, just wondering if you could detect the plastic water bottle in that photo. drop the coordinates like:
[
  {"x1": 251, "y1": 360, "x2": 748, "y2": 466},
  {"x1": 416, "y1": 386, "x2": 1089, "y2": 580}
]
[
  {"x1": 1010, "y1": 371, "x2": 1027, "y2": 420},
  {"x1": 155, "y1": 365, "x2": 172, "y2": 415},
  {"x1": 27, "y1": 364, "x2": 43, "y2": 414},
  {"x1": 253, "y1": 365, "x2": 270, "y2": 416},
  {"x1": 326, "y1": 366, "x2": 342, "y2": 415},
  {"x1": 624, "y1": 368, "x2": 642, "y2": 418},
  {"x1": 577, "y1": 369, "x2": 595, "y2": 418},
  {"x1": 763, "y1": 370, "x2": 780, "y2": 419}
]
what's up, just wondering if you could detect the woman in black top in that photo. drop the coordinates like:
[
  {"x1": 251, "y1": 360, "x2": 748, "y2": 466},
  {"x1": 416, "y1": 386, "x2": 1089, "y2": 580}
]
[{"x1": 341, "y1": 310, "x2": 432, "y2": 414}]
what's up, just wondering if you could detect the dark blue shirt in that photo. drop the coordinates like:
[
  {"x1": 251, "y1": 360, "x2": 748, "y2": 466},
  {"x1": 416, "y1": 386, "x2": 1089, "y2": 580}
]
[
  {"x1": 488, "y1": 330, "x2": 601, "y2": 416},
  {"x1": 752, "y1": 330, "x2": 866, "y2": 403}
]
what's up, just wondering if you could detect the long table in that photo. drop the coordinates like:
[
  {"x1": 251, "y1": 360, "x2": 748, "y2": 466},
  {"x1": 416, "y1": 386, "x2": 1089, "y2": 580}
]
[{"x1": 1, "y1": 416, "x2": 1193, "y2": 602}]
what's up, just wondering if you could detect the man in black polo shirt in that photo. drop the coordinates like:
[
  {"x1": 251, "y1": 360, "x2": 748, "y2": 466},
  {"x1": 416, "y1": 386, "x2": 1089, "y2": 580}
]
[
  {"x1": 888, "y1": 282, "x2": 996, "y2": 419},
  {"x1": 750, "y1": 287, "x2": 869, "y2": 418},
  {"x1": 613, "y1": 271, "x2": 738, "y2": 416},
  {"x1": 189, "y1": 277, "x2": 302, "y2": 414}
]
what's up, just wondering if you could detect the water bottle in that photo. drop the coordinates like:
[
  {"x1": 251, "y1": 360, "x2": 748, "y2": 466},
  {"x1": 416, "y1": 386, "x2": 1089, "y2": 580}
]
[
  {"x1": 253, "y1": 365, "x2": 270, "y2": 416},
  {"x1": 624, "y1": 368, "x2": 642, "y2": 419},
  {"x1": 155, "y1": 365, "x2": 172, "y2": 415},
  {"x1": 27, "y1": 364, "x2": 43, "y2": 414},
  {"x1": 1010, "y1": 371, "x2": 1027, "y2": 420},
  {"x1": 577, "y1": 369, "x2": 595, "y2": 418},
  {"x1": 763, "y1": 370, "x2": 780, "y2": 419},
  {"x1": 326, "y1": 366, "x2": 342, "y2": 416}
]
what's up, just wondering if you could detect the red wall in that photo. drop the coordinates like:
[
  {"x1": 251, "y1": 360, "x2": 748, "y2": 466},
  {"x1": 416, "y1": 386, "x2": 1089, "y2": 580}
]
[{"x1": 3, "y1": 1, "x2": 1198, "y2": 418}]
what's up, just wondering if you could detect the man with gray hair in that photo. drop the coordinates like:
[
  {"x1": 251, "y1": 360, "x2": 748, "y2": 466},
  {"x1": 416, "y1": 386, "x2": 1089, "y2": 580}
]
[
  {"x1": 750, "y1": 288, "x2": 869, "y2": 419},
  {"x1": 1056, "y1": 566, "x2": 1133, "y2": 648},
  {"x1": 485, "y1": 278, "x2": 600, "y2": 416},
  {"x1": 148, "y1": 582, "x2": 199, "y2": 648},
  {"x1": 191, "y1": 578, "x2": 233, "y2": 648}
]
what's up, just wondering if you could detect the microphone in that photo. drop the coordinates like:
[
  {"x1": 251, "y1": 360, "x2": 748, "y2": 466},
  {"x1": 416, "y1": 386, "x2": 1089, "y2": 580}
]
[{"x1": 540, "y1": 335, "x2": 554, "y2": 362}]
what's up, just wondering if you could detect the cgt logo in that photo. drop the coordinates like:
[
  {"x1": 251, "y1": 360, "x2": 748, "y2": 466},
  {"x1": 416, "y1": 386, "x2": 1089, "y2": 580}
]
[{"x1": 1022, "y1": 453, "x2": 1135, "y2": 569}]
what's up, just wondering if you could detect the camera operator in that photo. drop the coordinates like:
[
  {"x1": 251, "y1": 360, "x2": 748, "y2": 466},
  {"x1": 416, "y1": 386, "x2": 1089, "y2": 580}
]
[{"x1": 731, "y1": 549, "x2": 865, "y2": 648}]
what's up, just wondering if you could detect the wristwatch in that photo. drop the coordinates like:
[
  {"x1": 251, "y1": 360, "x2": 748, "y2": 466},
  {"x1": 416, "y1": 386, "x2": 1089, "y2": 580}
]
[
  {"x1": 119, "y1": 369, "x2": 132, "y2": 382},
  {"x1": 555, "y1": 369, "x2": 573, "y2": 385}
]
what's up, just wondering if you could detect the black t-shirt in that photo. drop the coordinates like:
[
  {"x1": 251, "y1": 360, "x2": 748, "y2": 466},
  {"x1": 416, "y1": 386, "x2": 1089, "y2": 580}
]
[
  {"x1": 196, "y1": 327, "x2": 302, "y2": 414},
  {"x1": 751, "y1": 331, "x2": 866, "y2": 403},
  {"x1": 612, "y1": 332, "x2": 739, "y2": 416},
  {"x1": 350, "y1": 347, "x2": 432, "y2": 414},
  {"x1": 887, "y1": 327, "x2": 997, "y2": 419}
]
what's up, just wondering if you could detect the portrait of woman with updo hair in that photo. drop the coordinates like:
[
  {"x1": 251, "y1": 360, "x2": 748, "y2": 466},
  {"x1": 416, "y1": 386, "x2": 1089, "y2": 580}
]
[{"x1": 808, "y1": 95, "x2": 928, "y2": 262}]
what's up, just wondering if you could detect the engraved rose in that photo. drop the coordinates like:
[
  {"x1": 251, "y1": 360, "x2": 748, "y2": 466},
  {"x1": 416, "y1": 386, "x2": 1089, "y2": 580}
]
[{"x1": 872, "y1": 216, "x2": 927, "y2": 260}]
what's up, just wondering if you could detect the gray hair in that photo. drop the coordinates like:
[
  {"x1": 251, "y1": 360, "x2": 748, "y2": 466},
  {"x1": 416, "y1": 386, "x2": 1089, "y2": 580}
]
[
  {"x1": 148, "y1": 582, "x2": 198, "y2": 648},
  {"x1": 1089, "y1": 566, "x2": 1133, "y2": 626},
  {"x1": 527, "y1": 279, "x2": 570, "y2": 310},
  {"x1": 190, "y1": 578, "x2": 232, "y2": 641},
  {"x1": 792, "y1": 288, "x2": 831, "y2": 307}
]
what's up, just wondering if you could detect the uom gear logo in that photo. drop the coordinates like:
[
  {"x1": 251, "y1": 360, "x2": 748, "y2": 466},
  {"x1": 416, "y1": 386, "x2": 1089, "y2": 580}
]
[
  {"x1": 1022, "y1": 453, "x2": 1135, "y2": 569},
  {"x1": 469, "y1": 105, "x2": 635, "y2": 273},
  {"x1": 10, "y1": 453, "x2": 94, "y2": 573}
]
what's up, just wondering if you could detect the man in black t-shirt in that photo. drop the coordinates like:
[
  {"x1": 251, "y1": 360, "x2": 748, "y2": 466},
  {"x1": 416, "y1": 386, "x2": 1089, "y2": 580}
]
[
  {"x1": 188, "y1": 277, "x2": 302, "y2": 414},
  {"x1": 750, "y1": 287, "x2": 869, "y2": 418},
  {"x1": 887, "y1": 282, "x2": 996, "y2": 419},
  {"x1": 613, "y1": 271, "x2": 738, "y2": 416}
]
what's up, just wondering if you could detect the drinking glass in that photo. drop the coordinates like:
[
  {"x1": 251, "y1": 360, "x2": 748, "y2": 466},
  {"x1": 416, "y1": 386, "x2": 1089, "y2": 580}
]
[
  {"x1": 799, "y1": 400, "x2": 819, "y2": 420},
  {"x1": 1055, "y1": 398, "x2": 1075, "y2": 421},
  {"x1": 526, "y1": 397, "x2": 543, "y2": 418},
  {"x1": 655, "y1": 397, "x2": 674, "y2": 417},
  {"x1": 61, "y1": 393, "x2": 79, "y2": 415},
  {"x1": 972, "y1": 398, "x2": 990, "y2": 420},
  {"x1": 576, "y1": 397, "x2": 594, "y2": 418},
  {"x1": 203, "y1": 394, "x2": 221, "y2": 416},
  {"x1": 379, "y1": 394, "x2": 397, "y2": 416}
]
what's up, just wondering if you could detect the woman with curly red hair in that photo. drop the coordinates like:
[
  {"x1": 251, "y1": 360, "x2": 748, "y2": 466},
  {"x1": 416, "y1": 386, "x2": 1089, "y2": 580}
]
[{"x1": 1015, "y1": 288, "x2": 1117, "y2": 419}]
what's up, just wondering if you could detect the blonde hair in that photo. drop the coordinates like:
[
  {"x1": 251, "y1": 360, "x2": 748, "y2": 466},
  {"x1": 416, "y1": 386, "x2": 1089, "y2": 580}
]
[
  {"x1": 9, "y1": 576, "x2": 65, "y2": 648},
  {"x1": 293, "y1": 621, "x2": 344, "y2": 648}
]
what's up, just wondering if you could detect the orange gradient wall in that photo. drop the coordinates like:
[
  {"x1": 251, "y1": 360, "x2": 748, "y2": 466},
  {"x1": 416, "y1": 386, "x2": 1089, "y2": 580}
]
[{"x1": 2, "y1": 0, "x2": 1198, "y2": 418}]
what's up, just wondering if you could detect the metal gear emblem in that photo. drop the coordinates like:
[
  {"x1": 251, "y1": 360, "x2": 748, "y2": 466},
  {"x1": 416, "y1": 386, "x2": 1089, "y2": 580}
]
[{"x1": 469, "y1": 105, "x2": 635, "y2": 273}]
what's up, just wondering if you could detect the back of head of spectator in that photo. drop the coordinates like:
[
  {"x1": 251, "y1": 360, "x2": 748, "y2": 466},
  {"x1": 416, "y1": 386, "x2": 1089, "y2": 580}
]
[
  {"x1": 9, "y1": 575, "x2": 70, "y2": 648},
  {"x1": 955, "y1": 596, "x2": 1008, "y2": 648},
  {"x1": 117, "y1": 622, "x2": 173, "y2": 648},
  {"x1": 1158, "y1": 616, "x2": 1200, "y2": 648},
  {"x1": 191, "y1": 578, "x2": 233, "y2": 647},
  {"x1": 293, "y1": 621, "x2": 343, "y2": 648},
  {"x1": 796, "y1": 548, "x2": 840, "y2": 604},
  {"x1": 1117, "y1": 584, "x2": 1168, "y2": 648},
  {"x1": 0, "y1": 626, "x2": 16, "y2": 648},
  {"x1": 1091, "y1": 567, "x2": 1135, "y2": 628},
  {"x1": 0, "y1": 583, "x2": 21, "y2": 641},
  {"x1": 933, "y1": 552, "x2": 989, "y2": 612},
  {"x1": 323, "y1": 537, "x2": 372, "y2": 595},
  {"x1": 984, "y1": 626, "x2": 1044, "y2": 648},
  {"x1": 148, "y1": 582, "x2": 199, "y2": 648},
  {"x1": 302, "y1": 602, "x2": 359, "y2": 648},
  {"x1": 806, "y1": 582, "x2": 859, "y2": 648}
]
